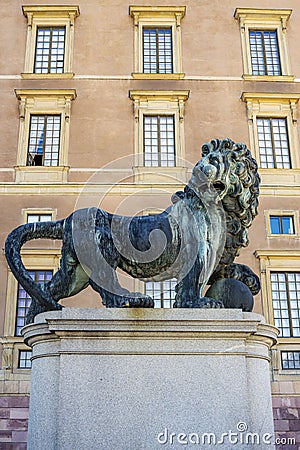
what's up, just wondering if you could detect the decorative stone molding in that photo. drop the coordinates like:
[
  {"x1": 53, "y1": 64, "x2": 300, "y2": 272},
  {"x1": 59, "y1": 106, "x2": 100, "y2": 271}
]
[
  {"x1": 255, "y1": 249, "x2": 300, "y2": 381},
  {"x1": 2, "y1": 248, "x2": 61, "y2": 377},
  {"x1": 129, "y1": 5, "x2": 185, "y2": 78},
  {"x1": 129, "y1": 90, "x2": 189, "y2": 180},
  {"x1": 23, "y1": 309, "x2": 278, "y2": 450},
  {"x1": 242, "y1": 92, "x2": 300, "y2": 170},
  {"x1": 234, "y1": 8, "x2": 293, "y2": 80},
  {"x1": 22, "y1": 5, "x2": 80, "y2": 78},
  {"x1": 14, "y1": 89, "x2": 76, "y2": 183}
]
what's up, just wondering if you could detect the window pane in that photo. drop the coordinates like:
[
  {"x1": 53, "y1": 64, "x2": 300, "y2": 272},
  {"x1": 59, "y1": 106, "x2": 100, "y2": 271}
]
[
  {"x1": 271, "y1": 272, "x2": 300, "y2": 337},
  {"x1": 34, "y1": 27, "x2": 65, "y2": 74},
  {"x1": 27, "y1": 115, "x2": 61, "y2": 167},
  {"x1": 143, "y1": 28, "x2": 173, "y2": 74},
  {"x1": 18, "y1": 350, "x2": 32, "y2": 369},
  {"x1": 281, "y1": 351, "x2": 300, "y2": 370},
  {"x1": 270, "y1": 216, "x2": 280, "y2": 234},
  {"x1": 257, "y1": 118, "x2": 290, "y2": 169},
  {"x1": 143, "y1": 115, "x2": 175, "y2": 167},
  {"x1": 27, "y1": 213, "x2": 52, "y2": 223},
  {"x1": 249, "y1": 31, "x2": 265, "y2": 75},
  {"x1": 263, "y1": 31, "x2": 281, "y2": 76},
  {"x1": 270, "y1": 216, "x2": 294, "y2": 234},
  {"x1": 15, "y1": 270, "x2": 53, "y2": 336},
  {"x1": 145, "y1": 279, "x2": 176, "y2": 308},
  {"x1": 282, "y1": 216, "x2": 294, "y2": 234},
  {"x1": 249, "y1": 30, "x2": 281, "y2": 76}
]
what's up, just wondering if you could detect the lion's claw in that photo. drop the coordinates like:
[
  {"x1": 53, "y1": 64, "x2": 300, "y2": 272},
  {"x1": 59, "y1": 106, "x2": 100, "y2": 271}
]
[
  {"x1": 124, "y1": 293, "x2": 154, "y2": 308},
  {"x1": 174, "y1": 297, "x2": 224, "y2": 309},
  {"x1": 194, "y1": 297, "x2": 224, "y2": 308}
]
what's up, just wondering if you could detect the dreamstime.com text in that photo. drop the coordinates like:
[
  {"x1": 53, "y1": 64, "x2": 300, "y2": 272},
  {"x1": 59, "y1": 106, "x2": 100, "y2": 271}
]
[{"x1": 157, "y1": 422, "x2": 296, "y2": 446}]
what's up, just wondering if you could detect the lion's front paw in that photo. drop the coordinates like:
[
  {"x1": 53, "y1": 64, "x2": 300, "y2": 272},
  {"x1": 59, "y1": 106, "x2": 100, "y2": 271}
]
[
  {"x1": 173, "y1": 297, "x2": 224, "y2": 308},
  {"x1": 194, "y1": 297, "x2": 224, "y2": 308},
  {"x1": 127, "y1": 293, "x2": 154, "y2": 308}
]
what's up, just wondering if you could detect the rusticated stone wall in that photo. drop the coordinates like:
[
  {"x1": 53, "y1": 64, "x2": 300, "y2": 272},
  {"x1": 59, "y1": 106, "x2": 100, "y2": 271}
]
[
  {"x1": 273, "y1": 396, "x2": 300, "y2": 450},
  {"x1": 0, "y1": 396, "x2": 29, "y2": 449},
  {"x1": 0, "y1": 394, "x2": 299, "y2": 449}
]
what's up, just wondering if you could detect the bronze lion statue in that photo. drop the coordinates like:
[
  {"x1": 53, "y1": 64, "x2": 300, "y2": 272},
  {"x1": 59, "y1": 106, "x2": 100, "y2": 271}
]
[{"x1": 5, "y1": 138, "x2": 260, "y2": 322}]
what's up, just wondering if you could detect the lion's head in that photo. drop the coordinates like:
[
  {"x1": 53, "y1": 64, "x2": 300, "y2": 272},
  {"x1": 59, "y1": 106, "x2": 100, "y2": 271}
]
[
  {"x1": 171, "y1": 137, "x2": 260, "y2": 287},
  {"x1": 199, "y1": 138, "x2": 260, "y2": 266}
]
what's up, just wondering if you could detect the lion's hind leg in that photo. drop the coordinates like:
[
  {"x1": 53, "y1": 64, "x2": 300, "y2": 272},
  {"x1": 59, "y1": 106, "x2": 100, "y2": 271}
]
[{"x1": 26, "y1": 262, "x2": 89, "y2": 324}]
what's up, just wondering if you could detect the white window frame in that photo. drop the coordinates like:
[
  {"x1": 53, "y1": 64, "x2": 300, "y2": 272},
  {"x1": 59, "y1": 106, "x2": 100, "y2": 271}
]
[
  {"x1": 22, "y1": 5, "x2": 80, "y2": 79},
  {"x1": 255, "y1": 250, "x2": 300, "y2": 380},
  {"x1": 129, "y1": 90, "x2": 189, "y2": 183},
  {"x1": 15, "y1": 89, "x2": 76, "y2": 183},
  {"x1": 265, "y1": 210, "x2": 299, "y2": 238},
  {"x1": 234, "y1": 8, "x2": 293, "y2": 81},
  {"x1": 3, "y1": 249, "x2": 61, "y2": 377},
  {"x1": 129, "y1": 6, "x2": 185, "y2": 79},
  {"x1": 22, "y1": 208, "x2": 56, "y2": 224},
  {"x1": 242, "y1": 93, "x2": 300, "y2": 171}
]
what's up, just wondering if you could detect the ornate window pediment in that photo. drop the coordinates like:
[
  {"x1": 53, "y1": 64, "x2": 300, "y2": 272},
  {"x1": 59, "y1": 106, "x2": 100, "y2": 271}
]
[
  {"x1": 129, "y1": 6, "x2": 185, "y2": 79},
  {"x1": 22, "y1": 5, "x2": 80, "y2": 79},
  {"x1": 235, "y1": 8, "x2": 293, "y2": 81},
  {"x1": 15, "y1": 89, "x2": 76, "y2": 183}
]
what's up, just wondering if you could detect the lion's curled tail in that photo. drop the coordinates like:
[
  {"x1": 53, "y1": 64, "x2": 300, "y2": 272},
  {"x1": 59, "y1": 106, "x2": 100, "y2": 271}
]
[{"x1": 5, "y1": 220, "x2": 65, "y2": 312}]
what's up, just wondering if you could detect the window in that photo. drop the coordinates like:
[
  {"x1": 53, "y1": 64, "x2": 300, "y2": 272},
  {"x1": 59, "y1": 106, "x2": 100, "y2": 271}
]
[
  {"x1": 144, "y1": 115, "x2": 175, "y2": 167},
  {"x1": 143, "y1": 28, "x2": 172, "y2": 74},
  {"x1": 15, "y1": 89, "x2": 76, "y2": 182},
  {"x1": 3, "y1": 250, "x2": 60, "y2": 378},
  {"x1": 22, "y1": 5, "x2": 79, "y2": 78},
  {"x1": 23, "y1": 208, "x2": 56, "y2": 224},
  {"x1": 257, "y1": 118, "x2": 290, "y2": 169},
  {"x1": 129, "y1": 6, "x2": 185, "y2": 79},
  {"x1": 249, "y1": 30, "x2": 281, "y2": 76},
  {"x1": 265, "y1": 210, "x2": 299, "y2": 238},
  {"x1": 35, "y1": 27, "x2": 66, "y2": 74},
  {"x1": 129, "y1": 90, "x2": 189, "y2": 182},
  {"x1": 255, "y1": 251, "x2": 300, "y2": 380},
  {"x1": 16, "y1": 270, "x2": 53, "y2": 336},
  {"x1": 18, "y1": 350, "x2": 32, "y2": 369},
  {"x1": 281, "y1": 351, "x2": 300, "y2": 370},
  {"x1": 234, "y1": 8, "x2": 293, "y2": 81},
  {"x1": 27, "y1": 213, "x2": 53, "y2": 223},
  {"x1": 270, "y1": 216, "x2": 294, "y2": 235},
  {"x1": 242, "y1": 93, "x2": 300, "y2": 172},
  {"x1": 145, "y1": 279, "x2": 176, "y2": 308},
  {"x1": 27, "y1": 115, "x2": 61, "y2": 166},
  {"x1": 271, "y1": 272, "x2": 300, "y2": 338}
]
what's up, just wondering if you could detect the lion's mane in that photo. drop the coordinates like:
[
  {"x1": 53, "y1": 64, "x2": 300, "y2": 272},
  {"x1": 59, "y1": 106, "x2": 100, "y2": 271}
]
[{"x1": 200, "y1": 139, "x2": 260, "y2": 292}]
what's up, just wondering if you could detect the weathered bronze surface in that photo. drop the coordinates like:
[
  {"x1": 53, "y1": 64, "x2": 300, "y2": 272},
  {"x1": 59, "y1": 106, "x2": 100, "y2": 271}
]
[{"x1": 5, "y1": 138, "x2": 260, "y2": 322}]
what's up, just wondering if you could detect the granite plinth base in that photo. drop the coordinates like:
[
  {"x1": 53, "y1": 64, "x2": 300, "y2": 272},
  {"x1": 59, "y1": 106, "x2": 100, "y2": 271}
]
[{"x1": 22, "y1": 309, "x2": 278, "y2": 450}]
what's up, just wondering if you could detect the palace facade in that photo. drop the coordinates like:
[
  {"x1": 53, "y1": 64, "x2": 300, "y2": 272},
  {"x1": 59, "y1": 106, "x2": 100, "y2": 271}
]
[{"x1": 0, "y1": 0, "x2": 299, "y2": 447}]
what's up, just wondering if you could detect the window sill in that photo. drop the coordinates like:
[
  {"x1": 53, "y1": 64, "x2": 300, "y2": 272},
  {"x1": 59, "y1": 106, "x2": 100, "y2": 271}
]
[
  {"x1": 268, "y1": 234, "x2": 297, "y2": 238},
  {"x1": 133, "y1": 166, "x2": 188, "y2": 184},
  {"x1": 14, "y1": 165, "x2": 69, "y2": 183},
  {"x1": 132, "y1": 73, "x2": 185, "y2": 80},
  {"x1": 273, "y1": 370, "x2": 300, "y2": 381},
  {"x1": 259, "y1": 168, "x2": 300, "y2": 184},
  {"x1": 21, "y1": 72, "x2": 75, "y2": 79},
  {"x1": 243, "y1": 74, "x2": 295, "y2": 82},
  {"x1": 275, "y1": 337, "x2": 300, "y2": 344},
  {"x1": 260, "y1": 167, "x2": 294, "y2": 173},
  {"x1": 273, "y1": 341, "x2": 300, "y2": 380}
]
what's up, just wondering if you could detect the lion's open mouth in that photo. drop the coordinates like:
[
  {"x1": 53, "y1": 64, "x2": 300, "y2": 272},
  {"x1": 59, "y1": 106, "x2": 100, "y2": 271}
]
[{"x1": 212, "y1": 181, "x2": 226, "y2": 193}]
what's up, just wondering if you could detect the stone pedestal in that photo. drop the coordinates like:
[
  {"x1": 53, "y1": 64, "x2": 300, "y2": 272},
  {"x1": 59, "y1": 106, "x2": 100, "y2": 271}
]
[{"x1": 22, "y1": 309, "x2": 278, "y2": 450}]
